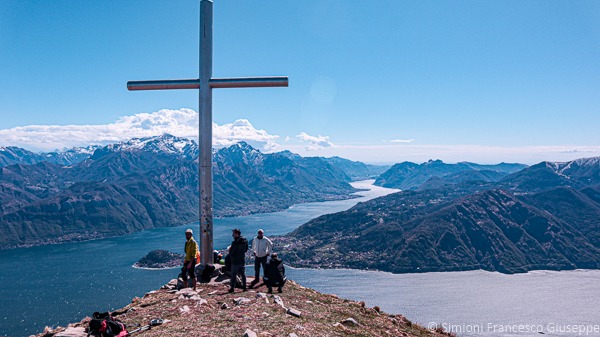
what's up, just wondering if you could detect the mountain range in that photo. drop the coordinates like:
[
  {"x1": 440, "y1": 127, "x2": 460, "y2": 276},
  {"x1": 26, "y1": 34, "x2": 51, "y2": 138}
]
[
  {"x1": 374, "y1": 159, "x2": 527, "y2": 190},
  {"x1": 0, "y1": 135, "x2": 374, "y2": 248},
  {"x1": 280, "y1": 156, "x2": 600, "y2": 274}
]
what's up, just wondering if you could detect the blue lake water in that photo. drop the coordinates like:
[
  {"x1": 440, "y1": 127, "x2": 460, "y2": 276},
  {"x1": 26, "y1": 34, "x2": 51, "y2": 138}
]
[{"x1": 1, "y1": 181, "x2": 599, "y2": 337}]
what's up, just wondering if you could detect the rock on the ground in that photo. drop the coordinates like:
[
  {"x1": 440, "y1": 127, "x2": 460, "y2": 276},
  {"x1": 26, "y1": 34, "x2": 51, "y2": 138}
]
[
  {"x1": 234, "y1": 297, "x2": 252, "y2": 306},
  {"x1": 286, "y1": 308, "x2": 302, "y2": 318},
  {"x1": 54, "y1": 327, "x2": 86, "y2": 337},
  {"x1": 243, "y1": 329, "x2": 258, "y2": 337},
  {"x1": 273, "y1": 295, "x2": 285, "y2": 308},
  {"x1": 341, "y1": 317, "x2": 359, "y2": 326}
]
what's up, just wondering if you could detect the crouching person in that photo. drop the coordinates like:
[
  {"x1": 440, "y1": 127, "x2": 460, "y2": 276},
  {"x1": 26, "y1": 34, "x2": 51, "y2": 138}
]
[{"x1": 264, "y1": 253, "x2": 286, "y2": 294}]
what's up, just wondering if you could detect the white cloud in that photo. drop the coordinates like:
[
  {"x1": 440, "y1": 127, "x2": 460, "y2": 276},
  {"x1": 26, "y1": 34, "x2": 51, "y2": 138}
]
[
  {"x1": 213, "y1": 119, "x2": 279, "y2": 151},
  {"x1": 2, "y1": 109, "x2": 600, "y2": 165},
  {"x1": 0, "y1": 108, "x2": 280, "y2": 152},
  {"x1": 390, "y1": 139, "x2": 415, "y2": 143},
  {"x1": 296, "y1": 132, "x2": 337, "y2": 151}
]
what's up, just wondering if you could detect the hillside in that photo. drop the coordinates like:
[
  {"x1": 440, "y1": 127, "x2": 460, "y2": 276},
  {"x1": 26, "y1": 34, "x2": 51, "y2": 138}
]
[
  {"x1": 280, "y1": 157, "x2": 600, "y2": 274},
  {"x1": 375, "y1": 159, "x2": 526, "y2": 190},
  {"x1": 0, "y1": 135, "x2": 358, "y2": 249},
  {"x1": 322, "y1": 156, "x2": 390, "y2": 181},
  {"x1": 35, "y1": 277, "x2": 447, "y2": 337}
]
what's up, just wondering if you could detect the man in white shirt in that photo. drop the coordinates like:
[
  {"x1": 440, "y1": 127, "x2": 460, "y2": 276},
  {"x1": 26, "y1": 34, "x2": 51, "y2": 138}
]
[{"x1": 250, "y1": 229, "x2": 273, "y2": 288}]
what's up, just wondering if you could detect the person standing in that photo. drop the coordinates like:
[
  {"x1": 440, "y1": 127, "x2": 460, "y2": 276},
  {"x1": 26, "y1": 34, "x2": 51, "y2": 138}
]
[
  {"x1": 250, "y1": 229, "x2": 273, "y2": 288},
  {"x1": 182, "y1": 228, "x2": 198, "y2": 290},
  {"x1": 228, "y1": 228, "x2": 248, "y2": 293}
]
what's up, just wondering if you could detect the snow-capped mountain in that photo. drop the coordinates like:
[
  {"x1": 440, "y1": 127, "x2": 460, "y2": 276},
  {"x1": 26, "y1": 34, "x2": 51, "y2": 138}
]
[{"x1": 92, "y1": 134, "x2": 198, "y2": 160}]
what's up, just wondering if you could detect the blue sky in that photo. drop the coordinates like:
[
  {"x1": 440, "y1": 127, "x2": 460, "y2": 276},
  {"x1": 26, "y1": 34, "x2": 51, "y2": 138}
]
[{"x1": 1, "y1": 0, "x2": 600, "y2": 164}]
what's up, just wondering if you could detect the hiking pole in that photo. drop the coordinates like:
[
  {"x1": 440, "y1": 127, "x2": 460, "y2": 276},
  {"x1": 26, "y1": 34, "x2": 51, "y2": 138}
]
[{"x1": 127, "y1": 319, "x2": 164, "y2": 336}]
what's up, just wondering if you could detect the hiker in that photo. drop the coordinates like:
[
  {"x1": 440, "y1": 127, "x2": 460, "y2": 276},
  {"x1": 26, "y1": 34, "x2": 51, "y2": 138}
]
[
  {"x1": 228, "y1": 228, "x2": 248, "y2": 293},
  {"x1": 182, "y1": 228, "x2": 198, "y2": 290},
  {"x1": 264, "y1": 252, "x2": 286, "y2": 294},
  {"x1": 250, "y1": 228, "x2": 273, "y2": 288}
]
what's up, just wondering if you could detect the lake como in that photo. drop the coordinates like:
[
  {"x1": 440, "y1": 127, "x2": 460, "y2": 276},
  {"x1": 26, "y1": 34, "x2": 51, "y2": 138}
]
[{"x1": 1, "y1": 181, "x2": 599, "y2": 337}]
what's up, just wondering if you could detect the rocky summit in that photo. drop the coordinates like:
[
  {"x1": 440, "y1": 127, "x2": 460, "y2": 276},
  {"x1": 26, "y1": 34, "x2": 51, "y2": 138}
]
[{"x1": 35, "y1": 274, "x2": 449, "y2": 337}]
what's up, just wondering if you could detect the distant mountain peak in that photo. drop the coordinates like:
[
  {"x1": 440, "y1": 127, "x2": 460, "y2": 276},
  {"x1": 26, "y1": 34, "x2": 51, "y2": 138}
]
[
  {"x1": 276, "y1": 150, "x2": 302, "y2": 161},
  {"x1": 572, "y1": 156, "x2": 600, "y2": 167},
  {"x1": 102, "y1": 134, "x2": 198, "y2": 157},
  {"x1": 215, "y1": 141, "x2": 264, "y2": 166}
]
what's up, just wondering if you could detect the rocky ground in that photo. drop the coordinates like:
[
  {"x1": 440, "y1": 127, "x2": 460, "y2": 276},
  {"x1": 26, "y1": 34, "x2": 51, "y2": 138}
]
[{"x1": 35, "y1": 271, "x2": 453, "y2": 337}]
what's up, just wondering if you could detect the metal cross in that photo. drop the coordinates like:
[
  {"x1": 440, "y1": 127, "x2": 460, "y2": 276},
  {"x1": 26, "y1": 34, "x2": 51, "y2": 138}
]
[{"x1": 127, "y1": 0, "x2": 288, "y2": 266}]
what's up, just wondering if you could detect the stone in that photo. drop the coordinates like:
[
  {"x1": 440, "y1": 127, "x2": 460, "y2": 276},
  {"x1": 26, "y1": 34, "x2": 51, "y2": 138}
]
[
  {"x1": 179, "y1": 305, "x2": 190, "y2": 314},
  {"x1": 273, "y1": 295, "x2": 285, "y2": 308},
  {"x1": 161, "y1": 279, "x2": 178, "y2": 290},
  {"x1": 176, "y1": 288, "x2": 197, "y2": 296},
  {"x1": 55, "y1": 327, "x2": 86, "y2": 337},
  {"x1": 286, "y1": 308, "x2": 302, "y2": 318},
  {"x1": 289, "y1": 334, "x2": 299, "y2": 337},
  {"x1": 256, "y1": 292, "x2": 269, "y2": 303},
  {"x1": 233, "y1": 297, "x2": 252, "y2": 306},
  {"x1": 256, "y1": 292, "x2": 268, "y2": 299},
  {"x1": 178, "y1": 294, "x2": 203, "y2": 301},
  {"x1": 221, "y1": 303, "x2": 229, "y2": 309},
  {"x1": 243, "y1": 329, "x2": 257, "y2": 337},
  {"x1": 341, "y1": 317, "x2": 359, "y2": 326}
]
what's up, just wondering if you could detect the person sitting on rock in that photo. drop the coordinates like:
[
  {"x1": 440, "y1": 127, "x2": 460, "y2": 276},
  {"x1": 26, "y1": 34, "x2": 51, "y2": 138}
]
[
  {"x1": 264, "y1": 252, "x2": 286, "y2": 294},
  {"x1": 182, "y1": 228, "x2": 198, "y2": 290}
]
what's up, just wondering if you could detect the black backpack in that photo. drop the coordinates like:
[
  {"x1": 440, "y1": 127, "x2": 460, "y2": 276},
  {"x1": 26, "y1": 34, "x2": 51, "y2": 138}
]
[
  {"x1": 200, "y1": 264, "x2": 216, "y2": 282},
  {"x1": 88, "y1": 312, "x2": 127, "y2": 337}
]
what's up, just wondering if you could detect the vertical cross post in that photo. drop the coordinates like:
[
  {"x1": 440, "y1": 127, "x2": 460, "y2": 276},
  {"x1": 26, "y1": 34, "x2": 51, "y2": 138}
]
[
  {"x1": 127, "y1": 0, "x2": 288, "y2": 266},
  {"x1": 199, "y1": 0, "x2": 213, "y2": 267}
]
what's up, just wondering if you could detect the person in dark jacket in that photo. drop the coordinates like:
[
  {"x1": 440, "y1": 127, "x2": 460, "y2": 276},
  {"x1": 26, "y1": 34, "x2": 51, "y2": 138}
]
[
  {"x1": 228, "y1": 228, "x2": 248, "y2": 293},
  {"x1": 264, "y1": 252, "x2": 286, "y2": 294}
]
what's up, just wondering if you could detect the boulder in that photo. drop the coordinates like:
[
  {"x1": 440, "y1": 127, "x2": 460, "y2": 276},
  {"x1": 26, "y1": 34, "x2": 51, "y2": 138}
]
[
  {"x1": 233, "y1": 297, "x2": 252, "y2": 306},
  {"x1": 341, "y1": 317, "x2": 359, "y2": 326},
  {"x1": 54, "y1": 327, "x2": 86, "y2": 337},
  {"x1": 243, "y1": 329, "x2": 257, "y2": 337}
]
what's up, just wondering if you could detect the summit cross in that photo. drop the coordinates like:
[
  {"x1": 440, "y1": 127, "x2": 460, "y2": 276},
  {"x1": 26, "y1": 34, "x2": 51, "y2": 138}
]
[{"x1": 127, "y1": 0, "x2": 288, "y2": 266}]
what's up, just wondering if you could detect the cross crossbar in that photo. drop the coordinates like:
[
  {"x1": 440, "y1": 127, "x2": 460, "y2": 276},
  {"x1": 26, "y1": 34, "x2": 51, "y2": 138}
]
[{"x1": 127, "y1": 76, "x2": 288, "y2": 91}]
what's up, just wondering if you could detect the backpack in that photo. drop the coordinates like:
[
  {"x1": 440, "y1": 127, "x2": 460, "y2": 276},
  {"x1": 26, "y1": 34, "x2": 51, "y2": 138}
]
[
  {"x1": 200, "y1": 264, "x2": 216, "y2": 282},
  {"x1": 88, "y1": 312, "x2": 128, "y2": 337}
]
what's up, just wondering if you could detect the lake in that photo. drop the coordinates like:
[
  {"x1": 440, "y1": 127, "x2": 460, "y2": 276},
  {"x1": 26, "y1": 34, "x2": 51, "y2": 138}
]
[{"x1": 1, "y1": 181, "x2": 599, "y2": 337}]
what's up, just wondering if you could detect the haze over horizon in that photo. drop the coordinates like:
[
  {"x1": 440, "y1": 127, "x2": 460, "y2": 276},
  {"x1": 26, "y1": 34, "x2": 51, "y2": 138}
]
[{"x1": 2, "y1": 1, "x2": 599, "y2": 164}]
